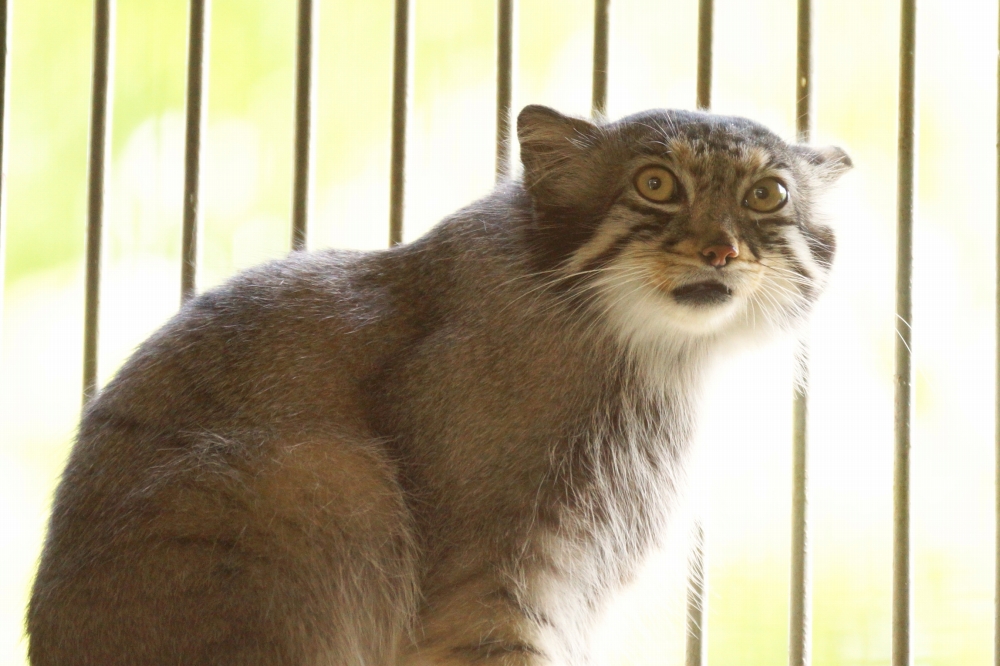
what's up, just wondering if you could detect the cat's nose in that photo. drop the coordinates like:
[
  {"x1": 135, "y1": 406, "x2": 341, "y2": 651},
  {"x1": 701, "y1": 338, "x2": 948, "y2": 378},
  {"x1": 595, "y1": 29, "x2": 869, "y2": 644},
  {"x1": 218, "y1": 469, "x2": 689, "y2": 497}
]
[{"x1": 701, "y1": 244, "x2": 739, "y2": 267}]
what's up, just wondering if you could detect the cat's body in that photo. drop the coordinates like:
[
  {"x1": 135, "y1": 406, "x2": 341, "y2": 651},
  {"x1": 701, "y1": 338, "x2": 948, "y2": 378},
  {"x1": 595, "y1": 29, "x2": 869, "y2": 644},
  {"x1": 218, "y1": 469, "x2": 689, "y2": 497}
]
[{"x1": 27, "y1": 106, "x2": 849, "y2": 665}]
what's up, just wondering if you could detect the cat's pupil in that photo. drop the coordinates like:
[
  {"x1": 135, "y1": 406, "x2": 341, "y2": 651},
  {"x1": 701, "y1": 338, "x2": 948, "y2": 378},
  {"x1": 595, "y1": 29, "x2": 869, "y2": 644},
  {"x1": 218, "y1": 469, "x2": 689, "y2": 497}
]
[
  {"x1": 754, "y1": 186, "x2": 769, "y2": 200},
  {"x1": 647, "y1": 177, "x2": 661, "y2": 190}
]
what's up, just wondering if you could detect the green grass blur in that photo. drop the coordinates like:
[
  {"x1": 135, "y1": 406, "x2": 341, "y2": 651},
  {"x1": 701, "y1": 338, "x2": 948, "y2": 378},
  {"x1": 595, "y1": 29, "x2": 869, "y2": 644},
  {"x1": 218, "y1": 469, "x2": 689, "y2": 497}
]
[{"x1": 2, "y1": 1, "x2": 996, "y2": 664}]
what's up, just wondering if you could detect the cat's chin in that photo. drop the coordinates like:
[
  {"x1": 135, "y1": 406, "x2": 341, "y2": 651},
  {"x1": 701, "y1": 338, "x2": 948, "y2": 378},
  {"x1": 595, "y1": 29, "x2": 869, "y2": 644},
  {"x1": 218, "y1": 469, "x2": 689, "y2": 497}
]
[
  {"x1": 662, "y1": 296, "x2": 743, "y2": 336},
  {"x1": 598, "y1": 280, "x2": 746, "y2": 348}
]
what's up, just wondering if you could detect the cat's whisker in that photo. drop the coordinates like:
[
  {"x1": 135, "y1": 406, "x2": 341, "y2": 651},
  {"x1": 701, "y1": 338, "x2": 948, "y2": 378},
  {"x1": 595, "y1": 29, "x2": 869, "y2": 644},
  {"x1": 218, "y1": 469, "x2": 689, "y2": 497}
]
[
  {"x1": 492, "y1": 267, "x2": 565, "y2": 291},
  {"x1": 588, "y1": 278, "x2": 660, "y2": 338},
  {"x1": 571, "y1": 275, "x2": 656, "y2": 334},
  {"x1": 498, "y1": 266, "x2": 628, "y2": 315},
  {"x1": 757, "y1": 269, "x2": 815, "y2": 288},
  {"x1": 894, "y1": 325, "x2": 913, "y2": 355},
  {"x1": 755, "y1": 262, "x2": 817, "y2": 287},
  {"x1": 535, "y1": 267, "x2": 651, "y2": 318},
  {"x1": 744, "y1": 291, "x2": 764, "y2": 330},
  {"x1": 753, "y1": 283, "x2": 798, "y2": 330},
  {"x1": 758, "y1": 278, "x2": 806, "y2": 304}
]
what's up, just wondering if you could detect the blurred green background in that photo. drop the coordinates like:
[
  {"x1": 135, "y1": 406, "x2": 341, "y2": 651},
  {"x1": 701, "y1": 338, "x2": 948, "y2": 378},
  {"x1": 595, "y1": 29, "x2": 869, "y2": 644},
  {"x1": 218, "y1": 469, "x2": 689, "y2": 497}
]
[{"x1": 1, "y1": 0, "x2": 996, "y2": 664}]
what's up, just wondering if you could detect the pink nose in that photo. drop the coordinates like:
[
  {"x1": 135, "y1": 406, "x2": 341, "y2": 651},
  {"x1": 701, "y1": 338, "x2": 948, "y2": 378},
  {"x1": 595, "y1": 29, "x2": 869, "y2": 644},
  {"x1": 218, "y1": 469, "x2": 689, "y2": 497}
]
[{"x1": 702, "y1": 244, "x2": 738, "y2": 267}]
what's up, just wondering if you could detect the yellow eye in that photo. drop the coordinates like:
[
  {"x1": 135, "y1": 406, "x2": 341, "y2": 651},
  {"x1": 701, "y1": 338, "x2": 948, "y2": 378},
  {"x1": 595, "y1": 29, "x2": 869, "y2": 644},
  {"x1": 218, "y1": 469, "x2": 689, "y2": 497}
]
[
  {"x1": 634, "y1": 166, "x2": 677, "y2": 203},
  {"x1": 744, "y1": 177, "x2": 788, "y2": 213}
]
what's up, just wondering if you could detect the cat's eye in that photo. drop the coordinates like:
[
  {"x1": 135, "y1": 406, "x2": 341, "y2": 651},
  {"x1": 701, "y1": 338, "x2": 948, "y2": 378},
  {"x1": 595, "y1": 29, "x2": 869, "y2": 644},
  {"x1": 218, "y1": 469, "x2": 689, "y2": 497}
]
[
  {"x1": 744, "y1": 177, "x2": 788, "y2": 213},
  {"x1": 634, "y1": 166, "x2": 677, "y2": 203}
]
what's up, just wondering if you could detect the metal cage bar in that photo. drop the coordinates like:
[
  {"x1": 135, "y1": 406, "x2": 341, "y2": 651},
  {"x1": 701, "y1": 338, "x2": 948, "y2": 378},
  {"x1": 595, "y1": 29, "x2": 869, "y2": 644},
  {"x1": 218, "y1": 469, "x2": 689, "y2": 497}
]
[
  {"x1": 695, "y1": 0, "x2": 713, "y2": 111},
  {"x1": 790, "y1": 369, "x2": 811, "y2": 666},
  {"x1": 789, "y1": 2, "x2": 814, "y2": 665},
  {"x1": 893, "y1": 0, "x2": 917, "y2": 664},
  {"x1": 994, "y1": 2, "x2": 1000, "y2": 663},
  {"x1": 495, "y1": 0, "x2": 514, "y2": 180},
  {"x1": 388, "y1": 0, "x2": 411, "y2": 247},
  {"x1": 686, "y1": 1, "x2": 715, "y2": 663},
  {"x1": 82, "y1": 0, "x2": 115, "y2": 405},
  {"x1": 686, "y1": 523, "x2": 708, "y2": 666},
  {"x1": 591, "y1": 0, "x2": 609, "y2": 118},
  {"x1": 0, "y1": 0, "x2": 10, "y2": 332},
  {"x1": 291, "y1": 0, "x2": 318, "y2": 251},
  {"x1": 790, "y1": 356, "x2": 812, "y2": 666},
  {"x1": 181, "y1": 0, "x2": 210, "y2": 303}
]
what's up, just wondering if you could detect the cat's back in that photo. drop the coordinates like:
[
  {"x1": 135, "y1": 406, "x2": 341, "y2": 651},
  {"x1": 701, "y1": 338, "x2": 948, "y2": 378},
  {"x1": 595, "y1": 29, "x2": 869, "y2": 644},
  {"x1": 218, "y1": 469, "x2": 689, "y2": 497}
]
[
  {"x1": 56, "y1": 230, "x2": 475, "y2": 530},
  {"x1": 91, "y1": 190, "x2": 530, "y2": 436},
  {"x1": 52, "y1": 188, "x2": 538, "y2": 527},
  {"x1": 95, "y1": 248, "x2": 404, "y2": 431}
]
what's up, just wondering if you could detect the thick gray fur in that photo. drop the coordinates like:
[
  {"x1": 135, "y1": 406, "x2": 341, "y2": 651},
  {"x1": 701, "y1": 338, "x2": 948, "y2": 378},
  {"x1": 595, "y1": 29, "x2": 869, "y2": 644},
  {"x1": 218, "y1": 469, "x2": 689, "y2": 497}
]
[{"x1": 27, "y1": 106, "x2": 850, "y2": 665}]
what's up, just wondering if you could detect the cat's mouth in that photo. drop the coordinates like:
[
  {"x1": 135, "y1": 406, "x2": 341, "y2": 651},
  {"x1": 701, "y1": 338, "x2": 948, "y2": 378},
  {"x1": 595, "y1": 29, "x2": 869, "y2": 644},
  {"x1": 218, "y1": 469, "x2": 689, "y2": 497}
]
[{"x1": 672, "y1": 280, "x2": 733, "y2": 306}]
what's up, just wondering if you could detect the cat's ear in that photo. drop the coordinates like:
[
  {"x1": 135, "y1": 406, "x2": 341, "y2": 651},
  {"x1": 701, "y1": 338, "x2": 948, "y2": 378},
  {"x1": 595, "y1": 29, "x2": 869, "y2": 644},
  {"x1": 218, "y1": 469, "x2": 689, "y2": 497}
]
[
  {"x1": 517, "y1": 105, "x2": 599, "y2": 191},
  {"x1": 792, "y1": 144, "x2": 853, "y2": 185}
]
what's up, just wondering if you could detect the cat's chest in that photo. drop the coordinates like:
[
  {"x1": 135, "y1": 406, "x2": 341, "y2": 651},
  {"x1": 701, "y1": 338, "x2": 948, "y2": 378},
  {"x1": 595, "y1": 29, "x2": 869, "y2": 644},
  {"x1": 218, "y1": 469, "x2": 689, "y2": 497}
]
[
  {"x1": 543, "y1": 382, "x2": 696, "y2": 573},
  {"x1": 577, "y1": 391, "x2": 689, "y2": 541},
  {"x1": 520, "y1": 392, "x2": 694, "y2": 658}
]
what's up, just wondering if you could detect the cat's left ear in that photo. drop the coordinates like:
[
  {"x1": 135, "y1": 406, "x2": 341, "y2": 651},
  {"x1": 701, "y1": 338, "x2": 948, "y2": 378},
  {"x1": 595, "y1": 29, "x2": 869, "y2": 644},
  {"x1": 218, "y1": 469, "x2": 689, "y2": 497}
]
[
  {"x1": 792, "y1": 144, "x2": 853, "y2": 185},
  {"x1": 517, "y1": 105, "x2": 599, "y2": 192}
]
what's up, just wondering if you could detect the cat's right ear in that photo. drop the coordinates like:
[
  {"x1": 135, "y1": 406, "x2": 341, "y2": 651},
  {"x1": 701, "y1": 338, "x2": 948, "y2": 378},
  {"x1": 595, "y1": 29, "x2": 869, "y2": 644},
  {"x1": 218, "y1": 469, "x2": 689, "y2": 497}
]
[
  {"x1": 792, "y1": 144, "x2": 853, "y2": 186},
  {"x1": 517, "y1": 105, "x2": 598, "y2": 192}
]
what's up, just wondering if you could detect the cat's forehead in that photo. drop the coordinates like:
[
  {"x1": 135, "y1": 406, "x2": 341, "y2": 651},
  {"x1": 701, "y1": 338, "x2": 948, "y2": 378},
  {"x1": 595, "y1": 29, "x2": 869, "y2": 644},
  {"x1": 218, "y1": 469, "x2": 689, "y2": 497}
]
[{"x1": 613, "y1": 109, "x2": 790, "y2": 178}]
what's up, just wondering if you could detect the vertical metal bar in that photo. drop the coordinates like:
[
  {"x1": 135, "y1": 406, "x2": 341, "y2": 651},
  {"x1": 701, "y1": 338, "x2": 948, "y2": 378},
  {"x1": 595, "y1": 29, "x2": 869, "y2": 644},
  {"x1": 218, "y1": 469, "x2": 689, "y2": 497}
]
[
  {"x1": 789, "y1": 3, "x2": 813, "y2": 666},
  {"x1": 893, "y1": 0, "x2": 917, "y2": 664},
  {"x1": 795, "y1": 0, "x2": 812, "y2": 144},
  {"x1": 388, "y1": 0, "x2": 412, "y2": 247},
  {"x1": 495, "y1": 0, "x2": 514, "y2": 180},
  {"x1": 181, "y1": 0, "x2": 210, "y2": 303},
  {"x1": 994, "y1": 3, "x2": 1000, "y2": 664},
  {"x1": 591, "y1": 0, "x2": 609, "y2": 118},
  {"x1": 0, "y1": 0, "x2": 10, "y2": 335},
  {"x1": 789, "y1": 376, "x2": 811, "y2": 666},
  {"x1": 790, "y1": 365, "x2": 811, "y2": 666},
  {"x1": 686, "y1": 523, "x2": 707, "y2": 666},
  {"x1": 291, "y1": 0, "x2": 318, "y2": 251},
  {"x1": 687, "y1": 4, "x2": 713, "y2": 664},
  {"x1": 83, "y1": 0, "x2": 115, "y2": 405},
  {"x1": 696, "y1": 0, "x2": 713, "y2": 111}
]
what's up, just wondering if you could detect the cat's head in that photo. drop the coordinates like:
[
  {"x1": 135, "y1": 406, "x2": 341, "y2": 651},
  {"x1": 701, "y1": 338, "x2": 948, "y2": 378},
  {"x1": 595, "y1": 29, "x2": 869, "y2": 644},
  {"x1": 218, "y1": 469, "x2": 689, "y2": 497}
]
[{"x1": 516, "y1": 105, "x2": 850, "y2": 349}]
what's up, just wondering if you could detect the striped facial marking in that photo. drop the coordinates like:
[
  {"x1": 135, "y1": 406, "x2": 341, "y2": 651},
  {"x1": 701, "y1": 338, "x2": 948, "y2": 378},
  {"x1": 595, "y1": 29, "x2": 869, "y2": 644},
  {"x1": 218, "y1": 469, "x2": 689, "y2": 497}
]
[{"x1": 516, "y1": 106, "x2": 850, "y2": 340}]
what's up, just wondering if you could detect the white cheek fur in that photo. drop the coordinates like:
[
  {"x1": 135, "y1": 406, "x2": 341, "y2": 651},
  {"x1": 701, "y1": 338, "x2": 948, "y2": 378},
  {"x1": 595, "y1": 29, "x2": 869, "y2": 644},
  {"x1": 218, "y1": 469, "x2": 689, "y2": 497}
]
[{"x1": 588, "y1": 241, "x2": 827, "y2": 376}]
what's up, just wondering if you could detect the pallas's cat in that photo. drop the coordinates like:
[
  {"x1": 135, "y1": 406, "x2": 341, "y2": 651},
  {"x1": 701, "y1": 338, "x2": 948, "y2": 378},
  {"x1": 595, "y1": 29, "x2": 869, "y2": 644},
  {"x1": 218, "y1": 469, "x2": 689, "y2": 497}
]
[{"x1": 27, "y1": 105, "x2": 850, "y2": 665}]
